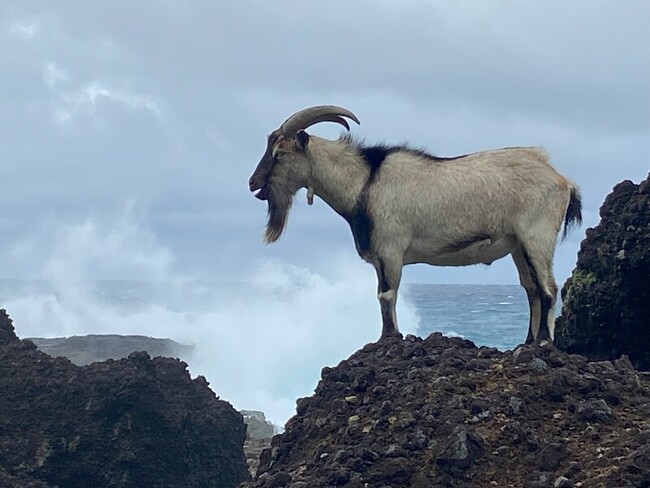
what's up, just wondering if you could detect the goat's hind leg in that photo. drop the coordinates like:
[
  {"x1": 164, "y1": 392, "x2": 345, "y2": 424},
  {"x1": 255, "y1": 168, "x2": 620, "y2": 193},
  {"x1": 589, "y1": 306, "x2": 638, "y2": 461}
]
[
  {"x1": 512, "y1": 247, "x2": 541, "y2": 345},
  {"x1": 514, "y1": 240, "x2": 558, "y2": 345},
  {"x1": 375, "y1": 258, "x2": 403, "y2": 340}
]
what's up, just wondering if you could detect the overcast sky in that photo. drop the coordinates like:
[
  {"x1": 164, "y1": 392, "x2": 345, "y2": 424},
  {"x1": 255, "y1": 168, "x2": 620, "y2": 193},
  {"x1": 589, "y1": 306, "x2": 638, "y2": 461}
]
[{"x1": 1, "y1": 1, "x2": 649, "y2": 284}]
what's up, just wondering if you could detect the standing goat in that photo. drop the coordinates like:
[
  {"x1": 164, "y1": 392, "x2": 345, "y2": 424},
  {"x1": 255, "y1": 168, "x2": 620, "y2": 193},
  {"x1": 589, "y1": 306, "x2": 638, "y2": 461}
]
[{"x1": 249, "y1": 106, "x2": 582, "y2": 344}]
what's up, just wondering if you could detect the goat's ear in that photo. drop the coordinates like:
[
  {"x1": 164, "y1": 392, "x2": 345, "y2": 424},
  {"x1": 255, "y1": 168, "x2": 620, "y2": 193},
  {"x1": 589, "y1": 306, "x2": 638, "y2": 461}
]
[{"x1": 296, "y1": 130, "x2": 309, "y2": 150}]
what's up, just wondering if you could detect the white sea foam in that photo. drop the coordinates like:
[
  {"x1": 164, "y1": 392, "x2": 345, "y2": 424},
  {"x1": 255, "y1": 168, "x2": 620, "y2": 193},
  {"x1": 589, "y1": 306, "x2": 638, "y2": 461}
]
[
  {"x1": 443, "y1": 330, "x2": 465, "y2": 338},
  {"x1": 2, "y1": 211, "x2": 421, "y2": 426}
]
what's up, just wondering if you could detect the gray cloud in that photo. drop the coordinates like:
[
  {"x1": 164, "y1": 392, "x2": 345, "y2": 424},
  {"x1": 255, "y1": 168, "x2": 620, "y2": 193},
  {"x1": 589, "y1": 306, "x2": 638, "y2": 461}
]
[{"x1": 1, "y1": 0, "x2": 648, "y2": 284}]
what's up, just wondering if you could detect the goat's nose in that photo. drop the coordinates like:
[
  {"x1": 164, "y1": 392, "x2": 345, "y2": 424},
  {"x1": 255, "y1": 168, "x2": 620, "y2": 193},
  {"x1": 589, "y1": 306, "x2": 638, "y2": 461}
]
[{"x1": 249, "y1": 176, "x2": 261, "y2": 191}]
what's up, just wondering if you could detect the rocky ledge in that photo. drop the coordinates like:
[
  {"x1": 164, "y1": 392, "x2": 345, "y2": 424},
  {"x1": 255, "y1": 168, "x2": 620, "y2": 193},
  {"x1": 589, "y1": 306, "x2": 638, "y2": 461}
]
[
  {"x1": 0, "y1": 309, "x2": 249, "y2": 488},
  {"x1": 244, "y1": 334, "x2": 650, "y2": 488}
]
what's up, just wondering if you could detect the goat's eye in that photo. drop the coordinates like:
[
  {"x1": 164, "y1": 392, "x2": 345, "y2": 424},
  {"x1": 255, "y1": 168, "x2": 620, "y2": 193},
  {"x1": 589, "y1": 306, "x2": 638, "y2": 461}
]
[{"x1": 275, "y1": 151, "x2": 285, "y2": 160}]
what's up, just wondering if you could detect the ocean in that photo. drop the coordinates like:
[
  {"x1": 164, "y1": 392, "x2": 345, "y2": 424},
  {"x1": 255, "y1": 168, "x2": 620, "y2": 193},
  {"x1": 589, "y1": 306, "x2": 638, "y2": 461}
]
[
  {"x1": 407, "y1": 283, "x2": 529, "y2": 351},
  {"x1": 0, "y1": 277, "x2": 537, "y2": 424}
]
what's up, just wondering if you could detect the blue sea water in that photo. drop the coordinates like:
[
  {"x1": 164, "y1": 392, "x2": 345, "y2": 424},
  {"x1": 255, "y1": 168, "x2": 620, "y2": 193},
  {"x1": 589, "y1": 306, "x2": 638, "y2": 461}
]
[
  {"x1": 0, "y1": 280, "x2": 532, "y2": 349},
  {"x1": 404, "y1": 283, "x2": 529, "y2": 351}
]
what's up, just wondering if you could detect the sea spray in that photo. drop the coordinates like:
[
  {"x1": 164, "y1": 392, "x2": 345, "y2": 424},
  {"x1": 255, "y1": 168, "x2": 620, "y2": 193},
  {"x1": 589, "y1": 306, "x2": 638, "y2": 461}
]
[{"x1": 1, "y1": 212, "x2": 421, "y2": 425}]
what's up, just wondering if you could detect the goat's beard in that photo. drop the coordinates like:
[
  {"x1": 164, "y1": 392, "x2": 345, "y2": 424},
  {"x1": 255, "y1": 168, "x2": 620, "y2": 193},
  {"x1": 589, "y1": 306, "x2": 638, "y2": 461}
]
[{"x1": 264, "y1": 187, "x2": 294, "y2": 243}]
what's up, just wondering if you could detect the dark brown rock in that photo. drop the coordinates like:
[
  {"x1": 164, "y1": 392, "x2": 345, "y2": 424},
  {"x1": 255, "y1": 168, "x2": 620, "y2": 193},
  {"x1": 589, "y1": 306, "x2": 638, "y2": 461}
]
[
  {"x1": 0, "y1": 309, "x2": 19, "y2": 345},
  {"x1": 435, "y1": 426, "x2": 484, "y2": 475},
  {"x1": 536, "y1": 442, "x2": 569, "y2": 471},
  {"x1": 0, "y1": 310, "x2": 249, "y2": 488},
  {"x1": 555, "y1": 173, "x2": 650, "y2": 370},
  {"x1": 0, "y1": 466, "x2": 53, "y2": 488},
  {"x1": 577, "y1": 398, "x2": 613, "y2": 422},
  {"x1": 241, "y1": 334, "x2": 650, "y2": 487}
]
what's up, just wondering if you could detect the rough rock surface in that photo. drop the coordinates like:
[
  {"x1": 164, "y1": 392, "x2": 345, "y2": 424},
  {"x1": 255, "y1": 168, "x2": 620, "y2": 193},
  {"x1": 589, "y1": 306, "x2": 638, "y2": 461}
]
[
  {"x1": 242, "y1": 411, "x2": 275, "y2": 476},
  {"x1": 243, "y1": 333, "x2": 650, "y2": 488},
  {"x1": 0, "y1": 467, "x2": 53, "y2": 488},
  {"x1": 0, "y1": 309, "x2": 249, "y2": 488},
  {"x1": 555, "y1": 174, "x2": 650, "y2": 370},
  {"x1": 26, "y1": 334, "x2": 193, "y2": 366}
]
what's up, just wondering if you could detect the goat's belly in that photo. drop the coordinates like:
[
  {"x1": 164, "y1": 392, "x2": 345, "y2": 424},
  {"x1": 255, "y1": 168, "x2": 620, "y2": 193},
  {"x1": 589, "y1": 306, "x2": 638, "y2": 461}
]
[{"x1": 405, "y1": 236, "x2": 517, "y2": 267}]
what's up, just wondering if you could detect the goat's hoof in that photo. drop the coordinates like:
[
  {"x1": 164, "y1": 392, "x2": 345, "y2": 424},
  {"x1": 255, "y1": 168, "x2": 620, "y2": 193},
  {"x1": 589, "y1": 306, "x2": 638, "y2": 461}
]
[{"x1": 378, "y1": 331, "x2": 403, "y2": 342}]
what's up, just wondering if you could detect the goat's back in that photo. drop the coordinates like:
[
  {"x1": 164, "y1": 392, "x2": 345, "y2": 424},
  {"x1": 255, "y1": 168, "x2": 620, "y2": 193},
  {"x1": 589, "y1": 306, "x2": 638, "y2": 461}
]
[{"x1": 367, "y1": 146, "x2": 571, "y2": 243}]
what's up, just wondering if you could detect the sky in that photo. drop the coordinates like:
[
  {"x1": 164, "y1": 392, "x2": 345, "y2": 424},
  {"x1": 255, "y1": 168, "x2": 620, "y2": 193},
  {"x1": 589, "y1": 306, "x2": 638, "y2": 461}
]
[
  {"x1": 1, "y1": 1, "x2": 649, "y2": 284},
  {"x1": 1, "y1": 1, "x2": 649, "y2": 423}
]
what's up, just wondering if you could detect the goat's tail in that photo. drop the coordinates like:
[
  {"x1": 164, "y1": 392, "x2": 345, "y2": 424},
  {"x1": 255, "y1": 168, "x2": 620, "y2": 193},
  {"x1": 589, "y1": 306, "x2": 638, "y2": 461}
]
[{"x1": 562, "y1": 185, "x2": 582, "y2": 241}]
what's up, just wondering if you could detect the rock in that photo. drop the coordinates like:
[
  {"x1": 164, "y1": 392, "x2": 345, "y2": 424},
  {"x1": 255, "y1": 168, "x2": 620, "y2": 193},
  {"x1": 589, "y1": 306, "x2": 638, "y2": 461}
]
[
  {"x1": 513, "y1": 346, "x2": 535, "y2": 364},
  {"x1": 528, "y1": 358, "x2": 549, "y2": 372},
  {"x1": 241, "y1": 329, "x2": 650, "y2": 487},
  {"x1": 553, "y1": 475, "x2": 572, "y2": 487},
  {"x1": 0, "y1": 466, "x2": 53, "y2": 487},
  {"x1": 0, "y1": 310, "x2": 249, "y2": 488},
  {"x1": 265, "y1": 472, "x2": 291, "y2": 487},
  {"x1": 0, "y1": 309, "x2": 19, "y2": 345},
  {"x1": 365, "y1": 457, "x2": 411, "y2": 485},
  {"x1": 614, "y1": 355, "x2": 635, "y2": 372},
  {"x1": 536, "y1": 442, "x2": 569, "y2": 471},
  {"x1": 242, "y1": 410, "x2": 275, "y2": 440},
  {"x1": 509, "y1": 396, "x2": 524, "y2": 415},
  {"x1": 241, "y1": 410, "x2": 275, "y2": 477},
  {"x1": 577, "y1": 399, "x2": 613, "y2": 422},
  {"x1": 26, "y1": 334, "x2": 193, "y2": 366},
  {"x1": 555, "y1": 173, "x2": 650, "y2": 371},
  {"x1": 435, "y1": 426, "x2": 484, "y2": 475}
]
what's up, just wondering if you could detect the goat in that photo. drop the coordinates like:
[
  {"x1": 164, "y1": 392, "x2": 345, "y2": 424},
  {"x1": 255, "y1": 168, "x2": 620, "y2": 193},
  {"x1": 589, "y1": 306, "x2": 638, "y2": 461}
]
[{"x1": 248, "y1": 105, "x2": 582, "y2": 343}]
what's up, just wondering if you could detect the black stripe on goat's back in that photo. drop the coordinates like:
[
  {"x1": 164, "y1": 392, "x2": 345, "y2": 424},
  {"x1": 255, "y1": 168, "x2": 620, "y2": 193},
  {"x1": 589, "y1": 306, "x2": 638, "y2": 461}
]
[
  {"x1": 358, "y1": 145, "x2": 399, "y2": 178},
  {"x1": 346, "y1": 136, "x2": 468, "y2": 176}
]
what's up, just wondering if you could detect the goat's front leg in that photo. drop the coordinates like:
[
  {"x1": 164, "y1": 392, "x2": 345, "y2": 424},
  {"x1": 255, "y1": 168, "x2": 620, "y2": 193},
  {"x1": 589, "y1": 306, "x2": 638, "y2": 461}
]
[{"x1": 375, "y1": 258, "x2": 403, "y2": 341}]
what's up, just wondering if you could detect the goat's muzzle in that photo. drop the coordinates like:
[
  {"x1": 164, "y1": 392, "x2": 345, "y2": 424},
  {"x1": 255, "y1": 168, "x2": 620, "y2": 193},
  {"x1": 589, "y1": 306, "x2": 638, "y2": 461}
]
[{"x1": 249, "y1": 176, "x2": 269, "y2": 201}]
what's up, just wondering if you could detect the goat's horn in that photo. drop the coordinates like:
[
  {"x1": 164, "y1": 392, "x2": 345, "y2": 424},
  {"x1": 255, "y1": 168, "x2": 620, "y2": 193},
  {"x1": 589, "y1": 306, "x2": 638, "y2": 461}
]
[{"x1": 279, "y1": 105, "x2": 360, "y2": 137}]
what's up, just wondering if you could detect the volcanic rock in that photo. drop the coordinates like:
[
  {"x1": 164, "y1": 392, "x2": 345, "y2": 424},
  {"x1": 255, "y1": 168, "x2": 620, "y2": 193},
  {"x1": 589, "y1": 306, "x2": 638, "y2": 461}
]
[
  {"x1": 0, "y1": 467, "x2": 53, "y2": 488},
  {"x1": 555, "y1": 173, "x2": 650, "y2": 370},
  {"x1": 0, "y1": 309, "x2": 249, "y2": 488},
  {"x1": 243, "y1": 333, "x2": 650, "y2": 488}
]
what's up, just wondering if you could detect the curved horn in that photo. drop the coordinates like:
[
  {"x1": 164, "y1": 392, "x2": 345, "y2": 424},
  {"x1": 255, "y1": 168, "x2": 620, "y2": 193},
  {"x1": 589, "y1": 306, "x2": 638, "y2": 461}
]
[{"x1": 279, "y1": 105, "x2": 360, "y2": 137}]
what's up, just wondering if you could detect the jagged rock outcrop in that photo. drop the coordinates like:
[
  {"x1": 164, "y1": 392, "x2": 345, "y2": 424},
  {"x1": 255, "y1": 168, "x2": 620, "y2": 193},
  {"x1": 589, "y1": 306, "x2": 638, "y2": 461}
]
[
  {"x1": 27, "y1": 334, "x2": 193, "y2": 366},
  {"x1": 243, "y1": 334, "x2": 650, "y2": 488},
  {"x1": 0, "y1": 309, "x2": 249, "y2": 488},
  {"x1": 241, "y1": 411, "x2": 275, "y2": 476},
  {"x1": 555, "y1": 173, "x2": 650, "y2": 370}
]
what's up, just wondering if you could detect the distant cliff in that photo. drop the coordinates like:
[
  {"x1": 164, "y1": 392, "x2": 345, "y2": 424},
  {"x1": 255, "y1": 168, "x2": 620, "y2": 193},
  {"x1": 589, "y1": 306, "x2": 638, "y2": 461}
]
[{"x1": 27, "y1": 334, "x2": 193, "y2": 365}]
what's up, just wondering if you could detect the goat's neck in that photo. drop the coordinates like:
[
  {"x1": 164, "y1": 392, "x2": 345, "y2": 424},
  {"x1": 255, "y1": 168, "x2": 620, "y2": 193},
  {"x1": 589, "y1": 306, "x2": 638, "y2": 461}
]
[{"x1": 307, "y1": 137, "x2": 368, "y2": 216}]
